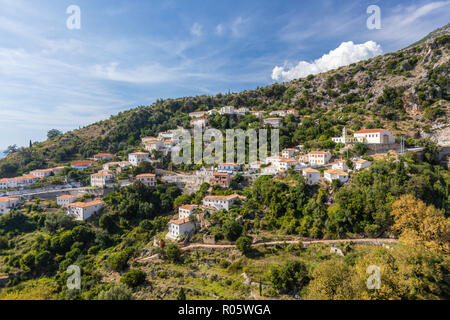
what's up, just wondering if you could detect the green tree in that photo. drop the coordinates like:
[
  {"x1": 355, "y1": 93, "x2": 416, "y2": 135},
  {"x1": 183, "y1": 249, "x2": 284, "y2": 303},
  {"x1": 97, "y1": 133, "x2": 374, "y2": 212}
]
[
  {"x1": 236, "y1": 235, "x2": 253, "y2": 255},
  {"x1": 166, "y1": 244, "x2": 181, "y2": 262}
]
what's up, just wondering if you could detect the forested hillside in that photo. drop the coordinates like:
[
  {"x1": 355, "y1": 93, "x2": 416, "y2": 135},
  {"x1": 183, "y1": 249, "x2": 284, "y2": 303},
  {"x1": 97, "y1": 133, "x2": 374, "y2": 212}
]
[{"x1": 0, "y1": 29, "x2": 448, "y2": 178}]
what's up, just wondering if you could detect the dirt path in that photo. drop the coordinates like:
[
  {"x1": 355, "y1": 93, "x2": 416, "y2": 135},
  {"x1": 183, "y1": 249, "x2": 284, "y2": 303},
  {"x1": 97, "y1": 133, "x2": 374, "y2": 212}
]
[{"x1": 180, "y1": 238, "x2": 398, "y2": 251}]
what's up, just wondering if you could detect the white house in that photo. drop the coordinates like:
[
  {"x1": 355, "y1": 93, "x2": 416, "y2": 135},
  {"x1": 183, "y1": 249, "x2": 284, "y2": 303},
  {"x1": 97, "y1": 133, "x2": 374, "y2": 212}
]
[
  {"x1": 0, "y1": 197, "x2": 19, "y2": 214},
  {"x1": 56, "y1": 195, "x2": 77, "y2": 207},
  {"x1": 265, "y1": 155, "x2": 283, "y2": 166},
  {"x1": 136, "y1": 173, "x2": 157, "y2": 187},
  {"x1": 282, "y1": 148, "x2": 297, "y2": 159},
  {"x1": 178, "y1": 204, "x2": 198, "y2": 219},
  {"x1": 207, "y1": 109, "x2": 219, "y2": 116},
  {"x1": 235, "y1": 107, "x2": 249, "y2": 116},
  {"x1": 331, "y1": 160, "x2": 349, "y2": 172},
  {"x1": 324, "y1": 169, "x2": 349, "y2": 183},
  {"x1": 202, "y1": 194, "x2": 245, "y2": 211},
  {"x1": 269, "y1": 110, "x2": 287, "y2": 117},
  {"x1": 249, "y1": 161, "x2": 262, "y2": 170},
  {"x1": 128, "y1": 152, "x2": 151, "y2": 166},
  {"x1": 0, "y1": 175, "x2": 40, "y2": 189},
  {"x1": 190, "y1": 118, "x2": 208, "y2": 129},
  {"x1": 354, "y1": 129, "x2": 395, "y2": 144},
  {"x1": 278, "y1": 159, "x2": 298, "y2": 172},
  {"x1": 92, "y1": 153, "x2": 114, "y2": 161},
  {"x1": 189, "y1": 111, "x2": 207, "y2": 118},
  {"x1": 167, "y1": 218, "x2": 195, "y2": 241},
  {"x1": 90, "y1": 170, "x2": 115, "y2": 187},
  {"x1": 302, "y1": 168, "x2": 320, "y2": 185},
  {"x1": 71, "y1": 160, "x2": 97, "y2": 171},
  {"x1": 30, "y1": 169, "x2": 53, "y2": 178},
  {"x1": 142, "y1": 139, "x2": 163, "y2": 152},
  {"x1": 218, "y1": 163, "x2": 240, "y2": 174},
  {"x1": 67, "y1": 200, "x2": 104, "y2": 221},
  {"x1": 308, "y1": 151, "x2": 332, "y2": 166},
  {"x1": 263, "y1": 118, "x2": 283, "y2": 128},
  {"x1": 219, "y1": 106, "x2": 235, "y2": 115},
  {"x1": 353, "y1": 159, "x2": 372, "y2": 170},
  {"x1": 261, "y1": 165, "x2": 278, "y2": 175},
  {"x1": 158, "y1": 131, "x2": 175, "y2": 141},
  {"x1": 249, "y1": 110, "x2": 264, "y2": 119},
  {"x1": 332, "y1": 127, "x2": 356, "y2": 145},
  {"x1": 103, "y1": 162, "x2": 121, "y2": 170}
]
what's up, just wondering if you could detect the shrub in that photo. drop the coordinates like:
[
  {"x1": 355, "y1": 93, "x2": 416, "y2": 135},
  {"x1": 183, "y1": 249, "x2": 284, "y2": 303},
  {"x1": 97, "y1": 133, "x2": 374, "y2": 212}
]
[
  {"x1": 97, "y1": 283, "x2": 132, "y2": 300},
  {"x1": 120, "y1": 269, "x2": 146, "y2": 288}
]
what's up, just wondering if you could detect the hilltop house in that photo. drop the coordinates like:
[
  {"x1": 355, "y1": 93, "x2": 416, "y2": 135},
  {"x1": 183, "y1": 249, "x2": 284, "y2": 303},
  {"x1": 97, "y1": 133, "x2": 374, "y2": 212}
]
[
  {"x1": 0, "y1": 175, "x2": 40, "y2": 189},
  {"x1": 90, "y1": 170, "x2": 114, "y2": 187},
  {"x1": 282, "y1": 148, "x2": 297, "y2": 159},
  {"x1": 0, "y1": 197, "x2": 19, "y2": 214},
  {"x1": 136, "y1": 173, "x2": 157, "y2": 187},
  {"x1": 308, "y1": 151, "x2": 332, "y2": 166},
  {"x1": 353, "y1": 159, "x2": 372, "y2": 170},
  {"x1": 57, "y1": 195, "x2": 77, "y2": 207},
  {"x1": 331, "y1": 160, "x2": 349, "y2": 172},
  {"x1": 324, "y1": 169, "x2": 349, "y2": 183},
  {"x1": 178, "y1": 204, "x2": 198, "y2": 219},
  {"x1": 71, "y1": 160, "x2": 97, "y2": 171},
  {"x1": 354, "y1": 129, "x2": 395, "y2": 144},
  {"x1": 302, "y1": 168, "x2": 320, "y2": 185},
  {"x1": 67, "y1": 200, "x2": 104, "y2": 221},
  {"x1": 249, "y1": 110, "x2": 264, "y2": 118},
  {"x1": 190, "y1": 118, "x2": 208, "y2": 129},
  {"x1": 278, "y1": 159, "x2": 298, "y2": 172},
  {"x1": 210, "y1": 172, "x2": 232, "y2": 188},
  {"x1": 263, "y1": 118, "x2": 283, "y2": 128},
  {"x1": 202, "y1": 194, "x2": 245, "y2": 211},
  {"x1": 128, "y1": 152, "x2": 151, "y2": 166},
  {"x1": 92, "y1": 153, "x2": 114, "y2": 161},
  {"x1": 189, "y1": 111, "x2": 207, "y2": 118},
  {"x1": 219, "y1": 106, "x2": 235, "y2": 115},
  {"x1": 166, "y1": 218, "x2": 195, "y2": 241}
]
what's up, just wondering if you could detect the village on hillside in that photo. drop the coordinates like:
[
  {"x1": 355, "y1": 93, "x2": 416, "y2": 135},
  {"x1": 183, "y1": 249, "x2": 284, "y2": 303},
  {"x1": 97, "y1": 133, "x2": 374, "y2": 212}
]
[{"x1": 1, "y1": 104, "x2": 440, "y2": 244}]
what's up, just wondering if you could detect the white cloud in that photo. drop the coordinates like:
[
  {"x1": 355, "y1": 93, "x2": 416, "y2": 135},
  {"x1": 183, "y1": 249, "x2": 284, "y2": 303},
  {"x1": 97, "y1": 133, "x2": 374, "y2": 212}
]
[
  {"x1": 215, "y1": 24, "x2": 224, "y2": 35},
  {"x1": 271, "y1": 41, "x2": 382, "y2": 81},
  {"x1": 190, "y1": 22, "x2": 203, "y2": 37}
]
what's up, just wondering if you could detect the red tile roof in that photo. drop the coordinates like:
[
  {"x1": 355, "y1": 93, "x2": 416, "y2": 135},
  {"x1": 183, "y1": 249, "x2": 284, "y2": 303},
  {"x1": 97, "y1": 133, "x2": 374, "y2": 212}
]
[{"x1": 354, "y1": 129, "x2": 385, "y2": 134}]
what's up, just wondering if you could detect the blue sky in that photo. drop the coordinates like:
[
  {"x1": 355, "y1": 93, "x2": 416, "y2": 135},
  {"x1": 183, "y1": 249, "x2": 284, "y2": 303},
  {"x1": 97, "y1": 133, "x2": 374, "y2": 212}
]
[{"x1": 0, "y1": 0, "x2": 449, "y2": 151}]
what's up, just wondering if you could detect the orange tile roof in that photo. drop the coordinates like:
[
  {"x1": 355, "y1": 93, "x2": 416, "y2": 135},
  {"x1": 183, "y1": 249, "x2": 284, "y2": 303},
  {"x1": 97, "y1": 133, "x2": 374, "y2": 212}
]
[
  {"x1": 325, "y1": 169, "x2": 349, "y2": 176},
  {"x1": 129, "y1": 152, "x2": 149, "y2": 155},
  {"x1": 57, "y1": 195, "x2": 77, "y2": 199},
  {"x1": 93, "y1": 153, "x2": 114, "y2": 158},
  {"x1": 67, "y1": 200, "x2": 104, "y2": 208},
  {"x1": 71, "y1": 160, "x2": 96, "y2": 166},
  {"x1": 0, "y1": 197, "x2": 18, "y2": 202},
  {"x1": 169, "y1": 218, "x2": 192, "y2": 225},
  {"x1": 354, "y1": 129, "x2": 385, "y2": 134},
  {"x1": 204, "y1": 194, "x2": 244, "y2": 201},
  {"x1": 136, "y1": 173, "x2": 156, "y2": 178},
  {"x1": 303, "y1": 168, "x2": 320, "y2": 173},
  {"x1": 179, "y1": 204, "x2": 198, "y2": 210}
]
